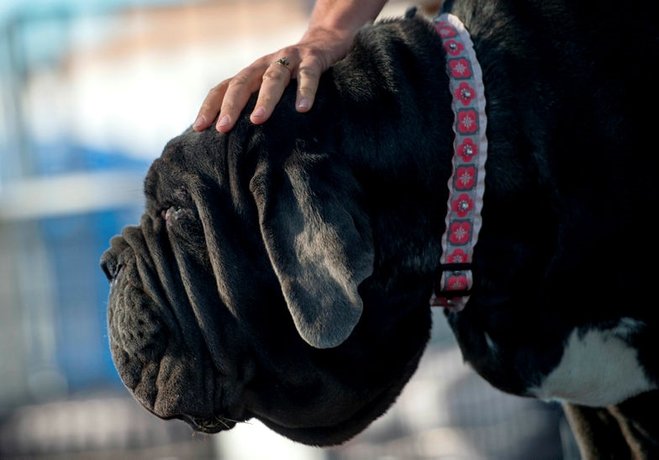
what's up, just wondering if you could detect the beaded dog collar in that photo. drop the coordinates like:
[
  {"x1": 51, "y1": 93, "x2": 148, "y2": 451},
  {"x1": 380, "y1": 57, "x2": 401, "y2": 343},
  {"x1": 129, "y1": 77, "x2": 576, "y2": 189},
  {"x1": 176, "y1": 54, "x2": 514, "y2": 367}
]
[{"x1": 429, "y1": 13, "x2": 488, "y2": 312}]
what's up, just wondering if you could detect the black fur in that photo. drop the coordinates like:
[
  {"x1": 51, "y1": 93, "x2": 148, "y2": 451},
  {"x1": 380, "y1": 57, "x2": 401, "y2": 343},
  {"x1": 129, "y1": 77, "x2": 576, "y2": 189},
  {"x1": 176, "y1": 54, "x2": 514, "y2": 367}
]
[{"x1": 101, "y1": 0, "x2": 659, "y2": 454}]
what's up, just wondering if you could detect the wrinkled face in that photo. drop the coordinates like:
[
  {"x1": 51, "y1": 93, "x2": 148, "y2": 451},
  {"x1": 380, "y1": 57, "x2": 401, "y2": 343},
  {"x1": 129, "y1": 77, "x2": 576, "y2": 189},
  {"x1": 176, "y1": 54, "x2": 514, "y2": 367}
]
[{"x1": 100, "y1": 128, "x2": 432, "y2": 445}]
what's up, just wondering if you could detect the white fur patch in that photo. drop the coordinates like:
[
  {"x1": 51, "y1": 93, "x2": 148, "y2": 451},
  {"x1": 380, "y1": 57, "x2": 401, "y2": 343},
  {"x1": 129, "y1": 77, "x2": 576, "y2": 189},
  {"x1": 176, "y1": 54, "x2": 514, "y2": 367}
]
[{"x1": 529, "y1": 318, "x2": 655, "y2": 407}]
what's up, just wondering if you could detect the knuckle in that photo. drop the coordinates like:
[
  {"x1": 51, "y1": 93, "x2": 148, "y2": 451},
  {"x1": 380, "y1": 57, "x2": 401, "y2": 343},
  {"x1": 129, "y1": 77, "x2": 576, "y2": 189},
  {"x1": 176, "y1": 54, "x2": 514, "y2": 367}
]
[
  {"x1": 243, "y1": 62, "x2": 263, "y2": 75},
  {"x1": 229, "y1": 73, "x2": 251, "y2": 88},
  {"x1": 221, "y1": 101, "x2": 236, "y2": 114},
  {"x1": 297, "y1": 66, "x2": 320, "y2": 81},
  {"x1": 262, "y1": 68, "x2": 288, "y2": 83},
  {"x1": 199, "y1": 102, "x2": 214, "y2": 114},
  {"x1": 206, "y1": 84, "x2": 222, "y2": 96},
  {"x1": 256, "y1": 93, "x2": 275, "y2": 106}
]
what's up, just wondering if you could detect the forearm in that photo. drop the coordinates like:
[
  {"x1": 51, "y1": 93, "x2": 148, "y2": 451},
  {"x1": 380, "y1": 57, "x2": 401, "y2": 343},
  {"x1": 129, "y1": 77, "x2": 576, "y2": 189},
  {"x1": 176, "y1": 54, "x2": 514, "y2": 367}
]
[{"x1": 303, "y1": 0, "x2": 389, "y2": 42}]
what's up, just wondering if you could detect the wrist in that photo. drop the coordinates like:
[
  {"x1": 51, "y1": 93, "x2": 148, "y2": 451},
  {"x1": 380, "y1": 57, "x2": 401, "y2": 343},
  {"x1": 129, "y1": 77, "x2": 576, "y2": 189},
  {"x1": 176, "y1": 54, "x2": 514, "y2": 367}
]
[{"x1": 303, "y1": 0, "x2": 386, "y2": 42}]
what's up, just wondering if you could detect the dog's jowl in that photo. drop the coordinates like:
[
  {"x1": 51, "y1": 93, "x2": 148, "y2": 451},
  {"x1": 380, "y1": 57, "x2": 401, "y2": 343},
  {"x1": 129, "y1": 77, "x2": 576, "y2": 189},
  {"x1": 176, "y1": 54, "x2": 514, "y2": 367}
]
[{"x1": 101, "y1": 0, "x2": 659, "y2": 456}]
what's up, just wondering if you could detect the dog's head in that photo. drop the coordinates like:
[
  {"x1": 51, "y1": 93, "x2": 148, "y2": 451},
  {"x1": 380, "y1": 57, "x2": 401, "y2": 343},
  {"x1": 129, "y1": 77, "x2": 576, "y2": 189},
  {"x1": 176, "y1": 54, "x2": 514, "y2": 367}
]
[{"x1": 100, "y1": 115, "x2": 435, "y2": 444}]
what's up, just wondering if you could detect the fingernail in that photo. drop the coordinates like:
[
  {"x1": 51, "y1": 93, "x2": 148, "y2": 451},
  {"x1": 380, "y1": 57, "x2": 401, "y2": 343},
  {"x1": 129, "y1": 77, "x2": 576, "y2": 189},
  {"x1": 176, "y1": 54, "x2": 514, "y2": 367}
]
[
  {"x1": 251, "y1": 106, "x2": 266, "y2": 120},
  {"x1": 193, "y1": 115, "x2": 206, "y2": 130},
  {"x1": 217, "y1": 114, "x2": 231, "y2": 130},
  {"x1": 296, "y1": 98, "x2": 310, "y2": 111}
]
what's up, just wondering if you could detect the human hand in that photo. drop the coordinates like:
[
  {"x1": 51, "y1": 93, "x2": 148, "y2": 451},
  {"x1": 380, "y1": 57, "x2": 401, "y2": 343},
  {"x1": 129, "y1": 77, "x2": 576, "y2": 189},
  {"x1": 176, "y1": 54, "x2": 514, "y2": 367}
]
[{"x1": 193, "y1": 28, "x2": 354, "y2": 133}]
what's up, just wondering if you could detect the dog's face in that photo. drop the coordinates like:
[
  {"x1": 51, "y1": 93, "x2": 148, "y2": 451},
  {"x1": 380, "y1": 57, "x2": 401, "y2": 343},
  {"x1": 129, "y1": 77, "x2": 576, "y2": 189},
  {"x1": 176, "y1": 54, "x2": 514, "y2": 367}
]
[{"x1": 101, "y1": 125, "x2": 433, "y2": 445}]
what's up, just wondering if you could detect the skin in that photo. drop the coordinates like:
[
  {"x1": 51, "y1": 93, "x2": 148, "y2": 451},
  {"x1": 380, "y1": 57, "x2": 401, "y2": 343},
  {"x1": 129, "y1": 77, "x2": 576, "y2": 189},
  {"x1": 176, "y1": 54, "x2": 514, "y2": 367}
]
[{"x1": 192, "y1": 0, "x2": 388, "y2": 133}]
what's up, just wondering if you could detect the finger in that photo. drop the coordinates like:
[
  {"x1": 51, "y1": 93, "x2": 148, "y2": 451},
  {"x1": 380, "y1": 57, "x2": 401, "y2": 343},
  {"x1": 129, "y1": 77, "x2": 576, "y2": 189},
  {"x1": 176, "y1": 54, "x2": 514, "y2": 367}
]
[
  {"x1": 295, "y1": 64, "x2": 321, "y2": 112},
  {"x1": 193, "y1": 81, "x2": 229, "y2": 131},
  {"x1": 217, "y1": 64, "x2": 268, "y2": 132},
  {"x1": 249, "y1": 57, "x2": 293, "y2": 125}
]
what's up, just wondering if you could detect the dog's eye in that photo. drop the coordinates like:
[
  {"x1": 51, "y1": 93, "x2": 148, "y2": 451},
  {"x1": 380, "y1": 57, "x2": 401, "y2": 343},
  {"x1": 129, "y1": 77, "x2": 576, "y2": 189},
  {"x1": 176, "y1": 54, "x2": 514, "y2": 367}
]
[
  {"x1": 174, "y1": 187, "x2": 190, "y2": 202},
  {"x1": 161, "y1": 205, "x2": 198, "y2": 232},
  {"x1": 162, "y1": 206, "x2": 183, "y2": 222},
  {"x1": 159, "y1": 204, "x2": 203, "y2": 253}
]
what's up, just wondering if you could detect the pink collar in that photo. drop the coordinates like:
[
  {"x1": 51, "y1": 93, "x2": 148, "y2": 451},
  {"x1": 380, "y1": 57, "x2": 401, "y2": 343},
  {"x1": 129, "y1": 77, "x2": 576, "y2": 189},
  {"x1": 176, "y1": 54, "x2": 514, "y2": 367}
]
[{"x1": 429, "y1": 13, "x2": 488, "y2": 312}]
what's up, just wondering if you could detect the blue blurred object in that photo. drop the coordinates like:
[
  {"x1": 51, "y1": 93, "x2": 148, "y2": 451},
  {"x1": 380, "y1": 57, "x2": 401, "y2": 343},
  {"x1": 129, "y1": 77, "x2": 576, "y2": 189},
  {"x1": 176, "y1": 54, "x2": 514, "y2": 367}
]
[
  {"x1": 0, "y1": 0, "x2": 187, "y2": 19},
  {"x1": 0, "y1": 145, "x2": 150, "y2": 403},
  {"x1": 0, "y1": 0, "x2": 175, "y2": 402},
  {"x1": 36, "y1": 145, "x2": 149, "y2": 390},
  {"x1": 28, "y1": 147, "x2": 141, "y2": 393}
]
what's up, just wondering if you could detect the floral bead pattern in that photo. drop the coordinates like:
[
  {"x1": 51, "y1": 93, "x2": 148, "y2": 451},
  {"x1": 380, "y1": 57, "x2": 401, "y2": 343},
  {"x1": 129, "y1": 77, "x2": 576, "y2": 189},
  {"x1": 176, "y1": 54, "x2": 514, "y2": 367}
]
[{"x1": 430, "y1": 13, "x2": 488, "y2": 311}]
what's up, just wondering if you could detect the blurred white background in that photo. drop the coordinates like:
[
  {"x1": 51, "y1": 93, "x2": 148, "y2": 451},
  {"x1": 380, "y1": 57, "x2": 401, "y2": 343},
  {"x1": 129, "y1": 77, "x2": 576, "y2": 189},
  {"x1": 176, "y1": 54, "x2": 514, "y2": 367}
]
[{"x1": 0, "y1": 1, "x2": 577, "y2": 458}]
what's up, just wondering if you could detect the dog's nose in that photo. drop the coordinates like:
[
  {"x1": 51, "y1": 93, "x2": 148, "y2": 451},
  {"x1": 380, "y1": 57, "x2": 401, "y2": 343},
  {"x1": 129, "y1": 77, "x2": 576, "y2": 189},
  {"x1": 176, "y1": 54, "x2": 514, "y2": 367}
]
[{"x1": 100, "y1": 250, "x2": 120, "y2": 282}]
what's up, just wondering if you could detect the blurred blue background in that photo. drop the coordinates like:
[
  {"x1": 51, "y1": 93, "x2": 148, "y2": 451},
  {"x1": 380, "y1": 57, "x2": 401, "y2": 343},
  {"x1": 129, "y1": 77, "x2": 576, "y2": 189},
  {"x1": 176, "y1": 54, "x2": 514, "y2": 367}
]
[{"x1": 0, "y1": 1, "x2": 579, "y2": 458}]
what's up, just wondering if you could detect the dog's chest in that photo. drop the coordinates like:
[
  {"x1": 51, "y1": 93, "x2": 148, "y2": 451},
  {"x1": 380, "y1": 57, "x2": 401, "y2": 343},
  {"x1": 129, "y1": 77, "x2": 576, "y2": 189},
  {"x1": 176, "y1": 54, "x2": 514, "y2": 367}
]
[{"x1": 526, "y1": 318, "x2": 655, "y2": 406}]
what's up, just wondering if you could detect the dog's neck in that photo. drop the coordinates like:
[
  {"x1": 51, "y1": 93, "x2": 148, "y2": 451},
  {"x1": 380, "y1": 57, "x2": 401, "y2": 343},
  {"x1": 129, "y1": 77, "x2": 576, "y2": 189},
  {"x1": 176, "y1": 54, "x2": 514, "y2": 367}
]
[
  {"x1": 327, "y1": 17, "x2": 456, "y2": 278},
  {"x1": 316, "y1": 11, "x2": 552, "y2": 308}
]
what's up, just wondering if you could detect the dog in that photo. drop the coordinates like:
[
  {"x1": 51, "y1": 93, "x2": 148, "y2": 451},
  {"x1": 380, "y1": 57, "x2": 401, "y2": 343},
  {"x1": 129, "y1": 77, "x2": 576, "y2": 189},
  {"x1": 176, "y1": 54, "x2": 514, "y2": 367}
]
[{"x1": 101, "y1": 0, "x2": 659, "y2": 456}]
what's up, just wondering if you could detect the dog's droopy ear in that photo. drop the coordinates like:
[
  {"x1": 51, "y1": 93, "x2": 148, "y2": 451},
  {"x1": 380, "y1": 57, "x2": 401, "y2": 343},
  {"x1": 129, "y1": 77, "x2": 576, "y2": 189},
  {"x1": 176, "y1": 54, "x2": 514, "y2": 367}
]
[{"x1": 251, "y1": 153, "x2": 374, "y2": 349}]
